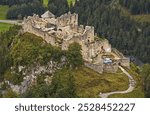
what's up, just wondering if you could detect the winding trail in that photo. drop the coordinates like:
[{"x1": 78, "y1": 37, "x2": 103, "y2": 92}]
[
  {"x1": 0, "y1": 20, "x2": 22, "y2": 25},
  {"x1": 99, "y1": 66, "x2": 136, "y2": 98}
]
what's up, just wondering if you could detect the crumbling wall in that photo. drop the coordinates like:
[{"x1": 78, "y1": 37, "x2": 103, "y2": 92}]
[
  {"x1": 112, "y1": 48, "x2": 130, "y2": 68},
  {"x1": 84, "y1": 26, "x2": 95, "y2": 43},
  {"x1": 103, "y1": 63, "x2": 119, "y2": 73},
  {"x1": 56, "y1": 12, "x2": 78, "y2": 27},
  {"x1": 84, "y1": 62, "x2": 103, "y2": 73},
  {"x1": 119, "y1": 58, "x2": 130, "y2": 68}
]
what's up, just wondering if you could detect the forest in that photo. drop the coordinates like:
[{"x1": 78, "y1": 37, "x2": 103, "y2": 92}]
[
  {"x1": 119, "y1": 0, "x2": 150, "y2": 15},
  {"x1": 0, "y1": 0, "x2": 46, "y2": 19},
  {"x1": 0, "y1": 25, "x2": 147, "y2": 98},
  {"x1": 0, "y1": 0, "x2": 150, "y2": 98}
]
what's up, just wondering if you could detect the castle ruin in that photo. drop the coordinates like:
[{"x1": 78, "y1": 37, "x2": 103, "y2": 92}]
[{"x1": 22, "y1": 11, "x2": 130, "y2": 73}]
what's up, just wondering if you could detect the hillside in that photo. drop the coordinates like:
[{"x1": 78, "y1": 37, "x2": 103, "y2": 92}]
[{"x1": 0, "y1": 26, "x2": 140, "y2": 98}]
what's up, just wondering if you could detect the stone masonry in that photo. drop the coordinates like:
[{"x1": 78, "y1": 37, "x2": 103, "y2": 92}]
[{"x1": 22, "y1": 11, "x2": 130, "y2": 73}]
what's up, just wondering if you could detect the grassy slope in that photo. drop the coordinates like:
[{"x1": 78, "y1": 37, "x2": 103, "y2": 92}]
[
  {"x1": 43, "y1": 0, "x2": 49, "y2": 7},
  {"x1": 132, "y1": 15, "x2": 150, "y2": 23},
  {"x1": 0, "y1": 5, "x2": 12, "y2": 32},
  {"x1": 0, "y1": 5, "x2": 9, "y2": 20},
  {"x1": 0, "y1": 23, "x2": 13, "y2": 32},
  {"x1": 73, "y1": 67, "x2": 129, "y2": 98}
]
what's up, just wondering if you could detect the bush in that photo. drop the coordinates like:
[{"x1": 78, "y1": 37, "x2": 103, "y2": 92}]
[
  {"x1": 3, "y1": 89, "x2": 19, "y2": 98},
  {"x1": 4, "y1": 70, "x2": 23, "y2": 85},
  {"x1": 67, "y1": 42, "x2": 83, "y2": 68}
]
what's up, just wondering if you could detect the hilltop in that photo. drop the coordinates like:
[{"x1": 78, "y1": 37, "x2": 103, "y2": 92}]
[{"x1": 0, "y1": 0, "x2": 149, "y2": 98}]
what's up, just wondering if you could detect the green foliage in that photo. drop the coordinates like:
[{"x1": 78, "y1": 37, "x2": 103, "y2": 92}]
[
  {"x1": 51, "y1": 68, "x2": 77, "y2": 98},
  {"x1": 22, "y1": 84, "x2": 53, "y2": 98},
  {"x1": 22, "y1": 68, "x2": 77, "y2": 98},
  {"x1": 9, "y1": 32, "x2": 67, "y2": 67},
  {"x1": 141, "y1": 64, "x2": 150, "y2": 97},
  {"x1": 0, "y1": 25, "x2": 21, "y2": 81},
  {"x1": 132, "y1": 15, "x2": 150, "y2": 23},
  {"x1": 67, "y1": 0, "x2": 76, "y2": 7},
  {"x1": 109, "y1": 66, "x2": 144, "y2": 98},
  {"x1": 7, "y1": 1, "x2": 45, "y2": 19},
  {"x1": 51, "y1": 47, "x2": 64, "y2": 62},
  {"x1": 0, "y1": 23, "x2": 13, "y2": 32},
  {"x1": 109, "y1": 87, "x2": 144, "y2": 98},
  {"x1": 130, "y1": 63, "x2": 140, "y2": 74},
  {"x1": 22, "y1": 66, "x2": 136, "y2": 98},
  {"x1": 0, "y1": 92, "x2": 2, "y2": 98},
  {"x1": 48, "y1": 0, "x2": 69, "y2": 16},
  {"x1": 1, "y1": 82, "x2": 9, "y2": 90},
  {"x1": 0, "y1": 5, "x2": 9, "y2": 19},
  {"x1": 73, "y1": 67, "x2": 129, "y2": 98},
  {"x1": 43, "y1": 0, "x2": 49, "y2": 7},
  {"x1": 0, "y1": 1, "x2": 45, "y2": 19},
  {"x1": 37, "y1": 74, "x2": 46, "y2": 85},
  {"x1": 119, "y1": 0, "x2": 150, "y2": 15},
  {"x1": 10, "y1": 33, "x2": 54, "y2": 66},
  {"x1": 0, "y1": 0, "x2": 42, "y2": 6},
  {"x1": 67, "y1": 42, "x2": 83, "y2": 68},
  {"x1": 3, "y1": 89, "x2": 19, "y2": 98},
  {"x1": 4, "y1": 70, "x2": 23, "y2": 85}
]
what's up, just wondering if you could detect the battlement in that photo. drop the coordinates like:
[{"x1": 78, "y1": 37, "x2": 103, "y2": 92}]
[{"x1": 56, "y1": 12, "x2": 78, "y2": 27}]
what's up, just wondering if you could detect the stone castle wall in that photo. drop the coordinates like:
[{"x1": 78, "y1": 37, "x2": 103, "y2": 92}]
[
  {"x1": 84, "y1": 62, "x2": 119, "y2": 73},
  {"x1": 103, "y1": 63, "x2": 119, "y2": 73},
  {"x1": 112, "y1": 48, "x2": 130, "y2": 68},
  {"x1": 22, "y1": 21, "x2": 57, "y2": 46},
  {"x1": 56, "y1": 12, "x2": 78, "y2": 27},
  {"x1": 84, "y1": 62, "x2": 103, "y2": 73},
  {"x1": 119, "y1": 58, "x2": 130, "y2": 68}
]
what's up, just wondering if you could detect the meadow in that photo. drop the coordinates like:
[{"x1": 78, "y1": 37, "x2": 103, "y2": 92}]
[{"x1": 0, "y1": 23, "x2": 12, "y2": 32}]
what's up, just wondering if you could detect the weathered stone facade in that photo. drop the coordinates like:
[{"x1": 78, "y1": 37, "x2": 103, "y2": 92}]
[{"x1": 22, "y1": 11, "x2": 130, "y2": 73}]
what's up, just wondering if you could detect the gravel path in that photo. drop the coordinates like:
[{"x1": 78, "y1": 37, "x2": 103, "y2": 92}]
[
  {"x1": 99, "y1": 66, "x2": 136, "y2": 98},
  {"x1": 0, "y1": 20, "x2": 22, "y2": 25}
]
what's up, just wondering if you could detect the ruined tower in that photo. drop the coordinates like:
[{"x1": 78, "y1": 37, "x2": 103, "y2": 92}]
[
  {"x1": 85, "y1": 26, "x2": 95, "y2": 43},
  {"x1": 56, "y1": 12, "x2": 78, "y2": 27}
]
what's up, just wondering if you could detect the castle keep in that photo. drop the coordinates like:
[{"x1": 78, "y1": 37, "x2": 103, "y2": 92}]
[{"x1": 22, "y1": 11, "x2": 130, "y2": 73}]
